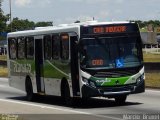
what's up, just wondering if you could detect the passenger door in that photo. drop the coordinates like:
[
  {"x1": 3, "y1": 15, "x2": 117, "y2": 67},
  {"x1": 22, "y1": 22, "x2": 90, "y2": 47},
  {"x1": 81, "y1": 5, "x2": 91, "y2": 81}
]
[
  {"x1": 35, "y1": 36, "x2": 45, "y2": 93},
  {"x1": 69, "y1": 33, "x2": 80, "y2": 96}
]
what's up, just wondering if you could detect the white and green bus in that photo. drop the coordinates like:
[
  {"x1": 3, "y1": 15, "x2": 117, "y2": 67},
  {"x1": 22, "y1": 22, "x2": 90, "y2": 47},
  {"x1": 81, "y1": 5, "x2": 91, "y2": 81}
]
[{"x1": 7, "y1": 21, "x2": 145, "y2": 105}]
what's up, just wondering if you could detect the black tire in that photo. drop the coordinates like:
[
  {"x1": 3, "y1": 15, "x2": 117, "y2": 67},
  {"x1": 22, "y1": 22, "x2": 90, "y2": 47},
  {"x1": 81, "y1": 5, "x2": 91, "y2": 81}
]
[
  {"x1": 115, "y1": 95, "x2": 127, "y2": 105},
  {"x1": 64, "y1": 83, "x2": 74, "y2": 106},
  {"x1": 25, "y1": 78, "x2": 35, "y2": 101}
]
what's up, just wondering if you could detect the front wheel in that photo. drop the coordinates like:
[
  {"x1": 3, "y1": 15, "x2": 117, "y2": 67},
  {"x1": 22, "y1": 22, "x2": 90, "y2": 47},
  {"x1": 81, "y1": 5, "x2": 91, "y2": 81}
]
[{"x1": 115, "y1": 95, "x2": 127, "y2": 105}]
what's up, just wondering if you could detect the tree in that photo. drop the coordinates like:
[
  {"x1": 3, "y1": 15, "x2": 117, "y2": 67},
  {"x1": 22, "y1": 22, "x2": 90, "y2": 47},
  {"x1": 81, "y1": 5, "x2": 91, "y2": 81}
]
[
  {"x1": 7, "y1": 17, "x2": 35, "y2": 32},
  {"x1": 35, "y1": 22, "x2": 53, "y2": 27},
  {"x1": 6, "y1": 18, "x2": 53, "y2": 32},
  {"x1": 0, "y1": 14, "x2": 9, "y2": 31},
  {"x1": 0, "y1": 0, "x2": 9, "y2": 31},
  {"x1": 0, "y1": 0, "x2": 2, "y2": 13},
  {"x1": 0, "y1": 0, "x2": 9, "y2": 41},
  {"x1": 130, "y1": 20, "x2": 160, "y2": 30},
  {"x1": 0, "y1": 0, "x2": 6, "y2": 31}
]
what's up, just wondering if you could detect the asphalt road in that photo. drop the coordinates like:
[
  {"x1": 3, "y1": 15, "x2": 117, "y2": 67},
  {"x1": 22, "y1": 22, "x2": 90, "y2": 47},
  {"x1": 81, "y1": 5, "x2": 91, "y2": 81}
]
[{"x1": 0, "y1": 78, "x2": 160, "y2": 120}]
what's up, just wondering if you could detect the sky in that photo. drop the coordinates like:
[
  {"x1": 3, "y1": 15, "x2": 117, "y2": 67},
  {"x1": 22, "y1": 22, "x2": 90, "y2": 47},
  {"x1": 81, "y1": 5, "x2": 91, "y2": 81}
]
[{"x1": 2, "y1": 0, "x2": 160, "y2": 25}]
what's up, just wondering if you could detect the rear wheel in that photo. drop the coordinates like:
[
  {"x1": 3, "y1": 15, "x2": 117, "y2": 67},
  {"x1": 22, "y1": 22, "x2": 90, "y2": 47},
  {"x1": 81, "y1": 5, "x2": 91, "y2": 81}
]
[
  {"x1": 115, "y1": 95, "x2": 127, "y2": 105},
  {"x1": 25, "y1": 78, "x2": 35, "y2": 101}
]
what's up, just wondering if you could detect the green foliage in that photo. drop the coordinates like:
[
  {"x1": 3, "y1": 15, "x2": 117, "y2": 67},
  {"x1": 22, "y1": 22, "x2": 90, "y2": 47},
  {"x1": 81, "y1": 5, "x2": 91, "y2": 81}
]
[
  {"x1": 0, "y1": 0, "x2": 8, "y2": 40},
  {"x1": 35, "y1": 22, "x2": 53, "y2": 27},
  {"x1": 0, "y1": 0, "x2": 53, "y2": 33},
  {"x1": 7, "y1": 17, "x2": 35, "y2": 31},
  {"x1": 0, "y1": 0, "x2": 8, "y2": 33},
  {"x1": 0, "y1": 13, "x2": 9, "y2": 32},
  {"x1": 6, "y1": 18, "x2": 53, "y2": 32},
  {"x1": 0, "y1": 0, "x2": 3, "y2": 13},
  {"x1": 131, "y1": 20, "x2": 160, "y2": 29}
]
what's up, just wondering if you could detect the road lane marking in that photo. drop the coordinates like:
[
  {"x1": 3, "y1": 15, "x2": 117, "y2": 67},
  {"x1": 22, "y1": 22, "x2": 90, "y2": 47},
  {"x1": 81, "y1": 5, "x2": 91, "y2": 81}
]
[
  {"x1": 0, "y1": 98, "x2": 123, "y2": 120},
  {"x1": 0, "y1": 98, "x2": 87, "y2": 114}
]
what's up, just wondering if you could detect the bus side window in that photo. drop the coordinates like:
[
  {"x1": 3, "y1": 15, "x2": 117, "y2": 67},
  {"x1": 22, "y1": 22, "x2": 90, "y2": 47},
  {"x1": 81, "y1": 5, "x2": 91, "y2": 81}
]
[
  {"x1": 26, "y1": 37, "x2": 34, "y2": 59},
  {"x1": 9, "y1": 38, "x2": 17, "y2": 59},
  {"x1": 60, "y1": 34, "x2": 69, "y2": 60},
  {"x1": 52, "y1": 35, "x2": 60, "y2": 60},
  {"x1": 17, "y1": 37, "x2": 25, "y2": 59},
  {"x1": 44, "y1": 35, "x2": 52, "y2": 60}
]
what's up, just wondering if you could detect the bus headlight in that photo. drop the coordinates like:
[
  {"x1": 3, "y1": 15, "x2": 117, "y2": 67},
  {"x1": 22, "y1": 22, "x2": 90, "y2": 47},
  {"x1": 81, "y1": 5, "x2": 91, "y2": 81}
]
[
  {"x1": 141, "y1": 73, "x2": 145, "y2": 80},
  {"x1": 90, "y1": 81, "x2": 96, "y2": 88},
  {"x1": 82, "y1": 77, "x2": 96, "y2": 88},
  {"x1": 136, "y1": 77, "x2": 141, "y2": 84},
  {"x1": 82, "y1": 77, "x2": 89, "y2": 84},
  {"x1": 136, "y1": 74, "x2": 144, "y2": 84}
]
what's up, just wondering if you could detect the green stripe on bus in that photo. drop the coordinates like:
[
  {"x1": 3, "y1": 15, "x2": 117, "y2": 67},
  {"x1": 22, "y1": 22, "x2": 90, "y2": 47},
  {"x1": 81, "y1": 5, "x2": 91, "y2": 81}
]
[{"x1": 90, "y1": 76, "x2": 131, "y2": 86}]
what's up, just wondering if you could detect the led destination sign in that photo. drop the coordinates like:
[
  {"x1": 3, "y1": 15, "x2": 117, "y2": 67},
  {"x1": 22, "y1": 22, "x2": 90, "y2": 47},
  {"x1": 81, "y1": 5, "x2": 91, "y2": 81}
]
[
  {"x1": 81, "y1": 23, "x2": 139, "y2": 35},
  {"x1": 93, "y1": 26, "x2": 126, "y2": 33}
]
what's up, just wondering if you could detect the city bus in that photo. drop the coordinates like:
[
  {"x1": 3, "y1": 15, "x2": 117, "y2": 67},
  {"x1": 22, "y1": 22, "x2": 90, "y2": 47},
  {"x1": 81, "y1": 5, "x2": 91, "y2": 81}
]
[{"x1": 7, "y1": 21, "x2": 145, "y2": 105}]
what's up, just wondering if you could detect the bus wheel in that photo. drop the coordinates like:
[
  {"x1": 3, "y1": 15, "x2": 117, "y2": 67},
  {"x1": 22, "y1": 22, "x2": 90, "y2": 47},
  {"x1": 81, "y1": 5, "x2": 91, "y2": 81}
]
[
  {"x1": 64, "y1": 83, "x2": 74, "y2": 106},
  {"x1": 114, "y1": 95, "x2": 127, "y2": 105},
  {"x1": 25, "y1": 78, "x2": 35, "y2": 101}
]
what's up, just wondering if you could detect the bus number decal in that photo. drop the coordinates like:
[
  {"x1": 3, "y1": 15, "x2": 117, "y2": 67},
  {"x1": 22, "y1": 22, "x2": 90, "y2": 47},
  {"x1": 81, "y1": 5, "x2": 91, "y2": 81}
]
[
  {"x1": 93, "y1": 27, "x2": 104, "y2": 33},
  {"x1": 92, "y1": 59, "x2": 104, "y2": 66},
  {"x1": 14, "y1": 63, "x2": 31, "y2": 73}
]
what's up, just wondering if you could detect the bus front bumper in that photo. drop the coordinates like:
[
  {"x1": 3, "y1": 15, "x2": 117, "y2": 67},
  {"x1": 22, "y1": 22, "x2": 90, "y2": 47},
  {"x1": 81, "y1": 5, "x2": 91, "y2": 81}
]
[{"x1": 81, "y1": 80, "x2": 145, "y2": 98}]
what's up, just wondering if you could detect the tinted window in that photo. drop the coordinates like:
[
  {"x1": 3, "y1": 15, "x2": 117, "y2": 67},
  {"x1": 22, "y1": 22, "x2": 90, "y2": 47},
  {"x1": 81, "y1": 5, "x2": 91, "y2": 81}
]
[
  {"x1": 9, "y1": 38, "x2": 17, "y2": 59},
  {"x1": 17, "y1": 37, "x2": 25, "y2": 59},
  {"x1": 26, "y1": 37, "x2": 34, "y2": 59},
  {"x1": 61, "y1": 34, "x2": 69, "y2": 60},
  {"x1": 80, "y1": 37, "x2": 142, "y2": 69},
  {"x1": 52, "y1": 35, "x2": 60, "y2": 60},
  {"x1": 44, "y1": 35, "x2": 52, "y2": 60}
]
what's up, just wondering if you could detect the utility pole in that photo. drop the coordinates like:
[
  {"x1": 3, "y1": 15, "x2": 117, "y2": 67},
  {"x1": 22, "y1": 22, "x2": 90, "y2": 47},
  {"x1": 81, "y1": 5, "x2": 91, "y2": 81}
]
[{"x1": 9, "y1": 0, "x2": 12, "y2": 32}]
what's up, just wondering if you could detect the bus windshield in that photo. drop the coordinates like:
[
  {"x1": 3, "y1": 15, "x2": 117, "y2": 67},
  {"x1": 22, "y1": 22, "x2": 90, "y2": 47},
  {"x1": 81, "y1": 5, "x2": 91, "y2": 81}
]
[{"x1": 79, "y1": 36, "x2": 142, "y2": 69}]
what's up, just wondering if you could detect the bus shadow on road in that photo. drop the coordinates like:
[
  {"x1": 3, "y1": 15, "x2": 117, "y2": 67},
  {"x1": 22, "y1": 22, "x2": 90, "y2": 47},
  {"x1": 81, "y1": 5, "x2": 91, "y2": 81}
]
[{"x1": 7, "y1": 95, "x2": 143, "y2": 109}]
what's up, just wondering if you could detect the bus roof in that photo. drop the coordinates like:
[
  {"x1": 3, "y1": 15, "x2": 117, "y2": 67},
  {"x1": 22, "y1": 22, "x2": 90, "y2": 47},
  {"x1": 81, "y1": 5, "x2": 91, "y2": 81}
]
[
  {"x1": 7, "y1": 21, "x2": 134, "y2": 38},
  {"x1": 7, "y1": 26, "x2": 80, "y2": 38}
]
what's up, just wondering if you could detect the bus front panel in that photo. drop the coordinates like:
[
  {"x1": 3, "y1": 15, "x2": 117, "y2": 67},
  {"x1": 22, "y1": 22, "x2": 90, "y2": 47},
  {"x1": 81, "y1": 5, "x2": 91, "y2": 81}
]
[{"x1": 79, "y1": 23, "x2": 145, "y2": 98}]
